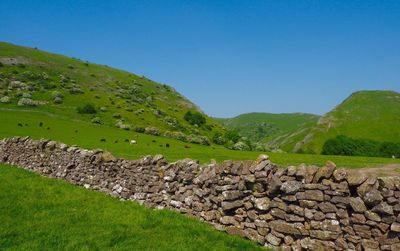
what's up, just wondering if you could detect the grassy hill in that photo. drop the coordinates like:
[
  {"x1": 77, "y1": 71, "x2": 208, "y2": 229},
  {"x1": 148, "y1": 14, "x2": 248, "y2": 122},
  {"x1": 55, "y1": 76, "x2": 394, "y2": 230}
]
[
  {"x1": 0, "y1": 42, "x2": 223, "y2": 145},
  {"x1": 0, "y1": 163, "x2": 263, "y2": 250},
  {"x1": 1, "y1": 109, "x2": 397, "y2": 168},
  {"x1": 295, "y1": 90, "x2": 400, "y2": 153},
  {"x1": 217, "y1": 112, "x2": 320, "y2": 151}
]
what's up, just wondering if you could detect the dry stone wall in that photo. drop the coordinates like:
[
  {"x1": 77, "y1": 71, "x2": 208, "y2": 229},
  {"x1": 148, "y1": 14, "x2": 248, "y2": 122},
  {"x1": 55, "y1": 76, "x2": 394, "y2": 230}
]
[{"x1": 1, "y1": 137, "x2": 400, "y2": 251}]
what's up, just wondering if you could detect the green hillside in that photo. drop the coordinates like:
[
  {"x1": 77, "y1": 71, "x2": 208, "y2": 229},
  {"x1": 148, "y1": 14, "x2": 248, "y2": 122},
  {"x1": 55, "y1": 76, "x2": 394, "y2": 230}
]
[
  {"x1": 295, "y1": 90, "x2": 400, "y2": 153},
  {"x1": 1, "y1": 109, "x2": 398, "y2": 168},
  {"x1": 0, "y1": 42, "x2": 223, "y2": 145},
  {"x1": 217, "y1": 112, "x2": 320, "y2": 151}
]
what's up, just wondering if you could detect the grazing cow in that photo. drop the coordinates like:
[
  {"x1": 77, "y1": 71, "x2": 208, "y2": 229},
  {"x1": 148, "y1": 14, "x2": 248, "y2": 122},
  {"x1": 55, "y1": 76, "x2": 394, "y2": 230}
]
[{"x1": 130, "y1": 140, "x2": 137, "y2": 144}]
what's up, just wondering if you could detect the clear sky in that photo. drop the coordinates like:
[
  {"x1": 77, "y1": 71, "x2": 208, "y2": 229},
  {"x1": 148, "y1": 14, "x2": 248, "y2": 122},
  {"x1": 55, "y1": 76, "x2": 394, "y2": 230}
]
[{"x1": 1, "y1": 0, "x2": 399, "y2": 117}]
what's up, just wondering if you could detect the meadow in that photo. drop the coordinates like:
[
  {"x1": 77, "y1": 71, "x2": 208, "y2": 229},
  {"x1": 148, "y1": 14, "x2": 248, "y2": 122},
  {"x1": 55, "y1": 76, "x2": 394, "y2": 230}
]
[
  {"x1": 0, "y1": 163, "x2": 264, "y2": 251},
  {"x1": 1, "y1": 109, "x2": 398, "y2": 168}
]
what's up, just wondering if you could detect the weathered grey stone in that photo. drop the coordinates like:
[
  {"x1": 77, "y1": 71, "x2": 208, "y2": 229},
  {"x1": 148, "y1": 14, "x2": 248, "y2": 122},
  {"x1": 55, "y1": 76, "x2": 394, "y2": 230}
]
[
  {"x1": 391, "y1": 222, "x2": 400, "y2": 232},
  {"x1": 333, "y1": 168, "x2": 347, "y2": 182},
  {"x1": 281, "y1": 181, "x2": 302, "y2": 194},
  {"x1": 296, "y1": 190, "x2": 324, "y2": 201},
  {"x1": 309, "y1": 230, "x2": 340, "y2": 241},
  {"x1": 221, "y1": 200, "x2": 243, "y2": 211},
  {"x1": 266, "y1": 233, "x2": 281, "y2": 246},
  {"x1": 364, "y1": 189, "x2": 384, "y2": 207},
  {"x1": 318, "y1": 202, "x2": 337, "y2": 213},
  {"x1": 312, "y1": 161, "x2": 336, "y2": 183},
  {"x1": 349, "y1": 197, "x2": 367, "y2": 213},
  {"x1": 222, "y1": 190, "x2": 244, "y2": 201},
  {"x1": 365, "y1": 211, "x2": 382, "y2": 222},
  {"x1": 373, "y1": 202, "x2": 394, "y2": 215},
  {"x1": 346, "y1": 172, "x2": 368, "y2": 186},
  {"x1": 269, "y1": 220, "x2": 301, "y2": 235},
  {"x1": 253, "y1": 197, "x2": 270, "y2": 211}
]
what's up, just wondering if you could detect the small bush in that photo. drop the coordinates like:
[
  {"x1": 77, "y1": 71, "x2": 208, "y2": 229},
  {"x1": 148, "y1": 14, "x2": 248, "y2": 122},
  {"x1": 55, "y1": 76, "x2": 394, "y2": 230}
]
[
  {"x1": 91, "y1": 117, "x2": 102, "y2": 124},
  {"x1": 144, "y1": 126, "x2": 160, "y2": 136},
  {"x1": 69, "y1": 87, "x2": 84, "y2": 94},
  {"x1": 22, "y1": 93, "x2": 32, "y2": 99},
  {"x1": 184, "y1": 111, "x2": 206, "y2": 126},
  {"x1": 232, "y1": 141, "x2": 250, "y2": 151},
  {"x1": 113, "y1": 113, "x2": 121, "y2": 119},
  {"x1": 77, "y1": 104, "x2": 96, "y2": 114},
  {"x1": 134, "y1": 127, "x2": 145, "y2": 133},
  {"x1": 52, "y1": 91, "x2": 63, "y2": 99},
  {"x1": 0, "y1": 96, "x2": 10, "y2": 103},
  {"x1": 17, "y1": 98, "x2": 38, "y2": 107},
  {"x1": 115, "y1": 120, "x2": 131, "y2": 130},
  {"x1": 225, "y1": 130, "x2": 241, "y2": 144},
  {"x1": 187, "y1": 134, "x2": 210, "y2": 146},
  {"x1": 53, "y1": 97, "x2": 63, "y2": 104},
  {"x1": 164, "y1": 131, "x2": 187, "y2": 142},
  {"x1": 212, "y1": 132, "x2": 225, "y2": 145}
]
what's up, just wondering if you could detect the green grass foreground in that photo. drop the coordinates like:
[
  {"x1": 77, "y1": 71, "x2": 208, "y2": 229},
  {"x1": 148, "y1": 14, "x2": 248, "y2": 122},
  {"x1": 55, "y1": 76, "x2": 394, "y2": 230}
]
[
  {"x1": 1, "y1": 109, "x2": 398, "y2": 168},
  {"x1": 0, "y1": 163, "x2": 264, "y2": 251}
]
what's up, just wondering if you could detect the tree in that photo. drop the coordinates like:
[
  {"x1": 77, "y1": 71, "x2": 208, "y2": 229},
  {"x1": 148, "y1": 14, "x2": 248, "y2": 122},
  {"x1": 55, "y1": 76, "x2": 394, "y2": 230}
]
[
  {"x1": 77, "y1": 103, "x2": 96, "y2": 114},
  {"x1": 184, "y1": 111, "x2": 206, "y2": 126},
  {"x1": 225, "y1": 130, "x2": 241, "y2": 144}
]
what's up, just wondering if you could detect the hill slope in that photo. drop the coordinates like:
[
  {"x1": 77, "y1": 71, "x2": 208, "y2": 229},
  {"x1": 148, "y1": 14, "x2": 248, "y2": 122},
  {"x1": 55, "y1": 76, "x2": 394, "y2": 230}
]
[
  {"x1": 0, "y1": 42, "x2": 223, "y2": 144},
  {"x1": 295, "y1": 90, "x2": 400, "y2": 153},
  {"x1": 217, "y1": 112, "x2": 320, "y2": 151}
]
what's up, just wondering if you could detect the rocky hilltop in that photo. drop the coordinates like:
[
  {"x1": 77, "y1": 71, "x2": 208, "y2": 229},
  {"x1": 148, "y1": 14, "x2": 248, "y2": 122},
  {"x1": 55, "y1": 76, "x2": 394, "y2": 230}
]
[{"x1": 1, "y1": 137, "x2": 400, "y2": 250}]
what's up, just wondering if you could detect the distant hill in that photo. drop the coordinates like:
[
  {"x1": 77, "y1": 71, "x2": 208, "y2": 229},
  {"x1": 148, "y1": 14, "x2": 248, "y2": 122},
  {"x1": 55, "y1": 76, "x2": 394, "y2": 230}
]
[
  {"x1": 217, "y1": 112, "x2": 320, "y2": 151},
  {"x1": 0, "y1": 42, "x2": 223, "y2": 144},
  {"x1": 295, "y1": 90, "x2": 400, "y2": 153}
]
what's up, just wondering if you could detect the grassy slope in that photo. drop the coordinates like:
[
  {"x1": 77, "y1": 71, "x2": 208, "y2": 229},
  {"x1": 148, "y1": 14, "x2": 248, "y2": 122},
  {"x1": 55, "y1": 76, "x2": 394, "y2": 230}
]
[
  {"x1": 297, "y1": 90, "x2": 400, "y2": 153},
  {"x1": 0, "y1": 41, "x2": 223, "y2": 140},
  {"x1": 217, "y1": 112, "x2": 320, "y2": 151},
  {"x1": 1, "y1": 109, "x2": 398, "y2": 168},
  {"x1": 0, "y1": 163, "x2": 263, "y2": 251}
]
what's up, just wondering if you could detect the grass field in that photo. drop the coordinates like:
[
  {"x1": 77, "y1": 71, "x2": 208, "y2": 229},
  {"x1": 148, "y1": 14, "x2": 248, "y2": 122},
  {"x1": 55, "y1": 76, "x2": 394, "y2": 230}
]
[
  {"x1": 0, "y1": 163, "x2": 264, "y2": 251},
  {"x1": 1, "y1": 109, "x2": 398, "y2": 168}
]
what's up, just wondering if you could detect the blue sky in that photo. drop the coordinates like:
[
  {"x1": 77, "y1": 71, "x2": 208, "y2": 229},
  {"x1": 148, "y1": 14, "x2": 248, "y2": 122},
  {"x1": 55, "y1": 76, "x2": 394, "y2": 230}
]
[{"x1": 1, "y1": 0, "x2": 399, "y2": 117}]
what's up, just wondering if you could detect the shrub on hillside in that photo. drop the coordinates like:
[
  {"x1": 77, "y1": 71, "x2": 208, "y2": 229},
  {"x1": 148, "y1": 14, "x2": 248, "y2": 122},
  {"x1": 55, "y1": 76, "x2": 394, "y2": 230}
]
[
  {"x1": 134, "y1": 127, "x2": 145, "y2": 133},
  {"x1": 91, "y1": 117, "x2": 102, "y2": 124},
  {"x1": 113, "y1": 113, "x2": 121, "y2": 119},
  {"x1": 187, "y1": 134, "x2": 210, "y2": 146},
  {"x1": 322, "y1": 135, "x2": 400, "y2": 158},
  {"x1": 115, "y1": 120, "x2": 131, "y2": 130},
  {"x1": 225, "y1": 130, "x2": 241, "y2": 144},
  {"x1": 184, "y1": 111, "x2": 206, "y2": 126},
  {"x1": 17, "y1": 98, "x2": 38, "y2": 107},
  {"x1": 232, "y1": 141, "x2": 250, "y2": 151},
  {"x1": 212, "y1": 132, "x2": 226, "y2": 145},
  {"x1": 52, "y1": 91, "x2": 63, "y2": 99},
  {"x1": 164, "y1": 131, "x2": 187, "y2": 142},
  {"x1": 69, "y1": 87, "x2": 84, "y2": 94},
  {"x1": 53, "y1": 96, "x2": 63, "y2": 104},
  {"x1": 77, "y1": 104, "x2": 96, "y2": 114},
  {"x1": 380, "y1": 142, "x2": 400, "y2": 158},
  {"x1": 144, "y1": 126, "x2": 160, "y2": 136},
  {"x1": 0, "y1": 96, "x2": 10, "y2": 103}
]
